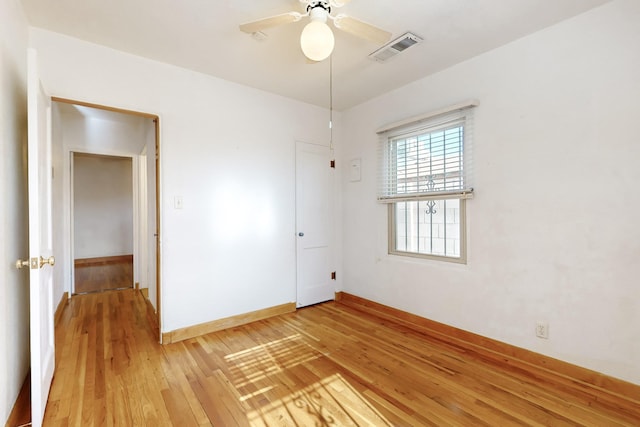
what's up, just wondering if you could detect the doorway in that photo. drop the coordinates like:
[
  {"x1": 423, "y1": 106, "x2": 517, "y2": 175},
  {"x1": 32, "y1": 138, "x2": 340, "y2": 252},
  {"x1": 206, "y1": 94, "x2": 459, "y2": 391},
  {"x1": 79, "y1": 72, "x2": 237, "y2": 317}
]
[
  {"x1": 72, "y1": 152, "x2": 134, "y2": 294},
  {"x1": 51, "y1": 98, "x2": 162, "y2": 335}
]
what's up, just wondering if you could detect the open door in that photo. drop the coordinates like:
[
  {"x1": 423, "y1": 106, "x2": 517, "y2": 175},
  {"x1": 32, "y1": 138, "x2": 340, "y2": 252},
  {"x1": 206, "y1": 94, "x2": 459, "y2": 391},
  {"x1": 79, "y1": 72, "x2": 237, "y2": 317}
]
[{"x1": 25, "y1": 48, "x2": 56, "y2": 427}]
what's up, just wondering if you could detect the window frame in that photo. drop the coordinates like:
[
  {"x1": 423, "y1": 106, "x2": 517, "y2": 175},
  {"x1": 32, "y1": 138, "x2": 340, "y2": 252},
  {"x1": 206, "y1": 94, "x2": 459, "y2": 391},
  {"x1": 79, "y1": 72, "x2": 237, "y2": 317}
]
[{"x1": 377, "y1": 100, "x2": 477, "y2": 264}]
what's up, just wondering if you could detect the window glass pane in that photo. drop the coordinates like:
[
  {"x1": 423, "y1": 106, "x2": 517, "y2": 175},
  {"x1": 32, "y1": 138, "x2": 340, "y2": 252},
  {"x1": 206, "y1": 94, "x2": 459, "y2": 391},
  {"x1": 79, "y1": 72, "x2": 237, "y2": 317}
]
[
  {"x1": 393, "y1": 199, "x2": 461, "y2": 259},
  {"x1": 395, "y1": 202, "x2": 407, "y2": 252}
]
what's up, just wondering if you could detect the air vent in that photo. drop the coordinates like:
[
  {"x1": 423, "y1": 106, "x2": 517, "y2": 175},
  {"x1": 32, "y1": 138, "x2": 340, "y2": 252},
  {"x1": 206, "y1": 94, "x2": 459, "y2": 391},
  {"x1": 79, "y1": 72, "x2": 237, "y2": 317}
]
[{"x1": 368, "y1": 32, "x2": 423, "y2": 63}]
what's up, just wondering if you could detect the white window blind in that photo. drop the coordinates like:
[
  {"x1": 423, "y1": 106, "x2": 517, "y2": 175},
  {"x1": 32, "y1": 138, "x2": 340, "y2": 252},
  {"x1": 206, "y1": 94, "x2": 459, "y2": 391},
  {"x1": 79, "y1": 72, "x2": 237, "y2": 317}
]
[{"x1": 377, "y1": 101, "x2": 476, "y2": 203}]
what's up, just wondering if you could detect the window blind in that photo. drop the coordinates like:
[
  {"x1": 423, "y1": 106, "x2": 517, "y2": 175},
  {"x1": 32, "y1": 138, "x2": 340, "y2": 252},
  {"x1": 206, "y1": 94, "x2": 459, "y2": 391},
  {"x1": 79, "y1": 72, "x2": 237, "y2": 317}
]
[{"x1": 377, "y1": 101, "x2": 476, "y2": 203}]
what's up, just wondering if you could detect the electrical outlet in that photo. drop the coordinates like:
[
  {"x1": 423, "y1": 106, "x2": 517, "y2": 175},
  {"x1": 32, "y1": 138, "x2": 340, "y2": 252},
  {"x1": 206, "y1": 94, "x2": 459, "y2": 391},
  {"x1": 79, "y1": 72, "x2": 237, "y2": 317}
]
[{"x1": 536, "y1": 321, "x2": 549, "y2": 339}]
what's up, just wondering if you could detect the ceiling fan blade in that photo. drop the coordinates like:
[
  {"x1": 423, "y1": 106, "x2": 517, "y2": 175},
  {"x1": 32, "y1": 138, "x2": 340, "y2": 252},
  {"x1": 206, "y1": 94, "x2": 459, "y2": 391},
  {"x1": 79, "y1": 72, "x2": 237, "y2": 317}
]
[
  {"x1": 330, "y1": 0, "x2": 353, "y2": 7},
  {"x1": 239, "y1": 12, "x2": 302, "y2": 34},
  {"x1": 333, "y1": 15, "x2": 391, "y2": 45},
  {"x1": 300, "y1": 0, "x2": 353, "y2": 7}
]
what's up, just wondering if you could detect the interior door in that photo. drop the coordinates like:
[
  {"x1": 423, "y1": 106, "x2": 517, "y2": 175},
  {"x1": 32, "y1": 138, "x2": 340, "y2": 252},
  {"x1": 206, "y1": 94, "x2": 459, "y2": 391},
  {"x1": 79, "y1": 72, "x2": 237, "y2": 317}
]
[
  {"x1": 27, "y1": 48, "x2": 56, "y2": 427},
  {"x1": 295, "y1": 141, "x2": 334, "y2": 308}
]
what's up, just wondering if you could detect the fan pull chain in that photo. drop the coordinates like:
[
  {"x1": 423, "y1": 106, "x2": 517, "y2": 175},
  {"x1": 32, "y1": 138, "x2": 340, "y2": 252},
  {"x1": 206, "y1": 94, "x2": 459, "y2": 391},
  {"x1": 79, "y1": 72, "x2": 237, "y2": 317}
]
[{"x1": 329, "y1": 53, "x2": 334, "y2": 154}]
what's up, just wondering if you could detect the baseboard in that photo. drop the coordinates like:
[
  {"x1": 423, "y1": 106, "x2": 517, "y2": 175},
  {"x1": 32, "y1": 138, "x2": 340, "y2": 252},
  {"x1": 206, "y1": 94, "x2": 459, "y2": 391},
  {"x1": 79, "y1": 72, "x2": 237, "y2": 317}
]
[
  {"x1": 335, "y1": 291, "x2": 640, "y2": 406},
  {"x1": 54, "y1": 291, "x2": 69, "y2": 326},
  {"x1": 74, "y1": 254, "x2": 133, "y2": 267},
  {"x1": 162, "y1": 302, "x2": 297, "y2": 344}
]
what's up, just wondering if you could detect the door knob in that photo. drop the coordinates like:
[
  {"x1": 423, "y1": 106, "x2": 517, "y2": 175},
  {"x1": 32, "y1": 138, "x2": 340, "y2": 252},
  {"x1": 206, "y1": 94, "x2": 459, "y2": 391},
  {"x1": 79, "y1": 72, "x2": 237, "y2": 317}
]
[
  {"x1": 16, "y1": 256, "x2": 55, "y2": 269},
  {"x1": 298, "y1": 232, "x2": 304, "y2": 237},
  {"x1": 39, "y1": 256, "x2": 55, "y2": 268},
  {"x1": 15, "y1": 259, "x2": 30, "y2": 269}
]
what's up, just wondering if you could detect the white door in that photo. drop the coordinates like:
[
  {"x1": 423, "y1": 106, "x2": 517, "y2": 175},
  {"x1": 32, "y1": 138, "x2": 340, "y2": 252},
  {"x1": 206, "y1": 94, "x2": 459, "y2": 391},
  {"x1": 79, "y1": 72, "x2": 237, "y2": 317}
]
[
  {"x1": 295, "y1": 141, "x2": 334, "y2": 308},
  {"x1": 27, "y1": 48, "x2": 56, "y2": 427}
]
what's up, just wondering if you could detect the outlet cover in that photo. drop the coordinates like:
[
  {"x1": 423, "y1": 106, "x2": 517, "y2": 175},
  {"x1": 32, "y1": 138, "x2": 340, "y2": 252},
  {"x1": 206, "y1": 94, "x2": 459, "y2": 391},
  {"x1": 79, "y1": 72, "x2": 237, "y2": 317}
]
[{"x1": 535, "y1": 321, "x2": 549, "y2": 339}]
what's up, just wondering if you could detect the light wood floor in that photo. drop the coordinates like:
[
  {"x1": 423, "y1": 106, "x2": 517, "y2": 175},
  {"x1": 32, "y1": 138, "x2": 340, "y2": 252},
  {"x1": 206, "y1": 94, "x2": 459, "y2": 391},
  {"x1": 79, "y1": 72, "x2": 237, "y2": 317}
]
[
  {"x1": 41, "y1": 289, "x2": 639, "y2": 426},
  {"x1": 74, "y1": 257, "x2": 133, "y2": 294}
]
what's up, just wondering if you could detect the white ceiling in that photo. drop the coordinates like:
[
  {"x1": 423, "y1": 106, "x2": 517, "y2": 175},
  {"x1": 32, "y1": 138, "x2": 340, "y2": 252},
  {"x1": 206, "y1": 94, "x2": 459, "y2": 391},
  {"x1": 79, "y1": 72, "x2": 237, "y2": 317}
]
[{"x1": 21, "y1": 0, "x2": 610, "y2": 111}]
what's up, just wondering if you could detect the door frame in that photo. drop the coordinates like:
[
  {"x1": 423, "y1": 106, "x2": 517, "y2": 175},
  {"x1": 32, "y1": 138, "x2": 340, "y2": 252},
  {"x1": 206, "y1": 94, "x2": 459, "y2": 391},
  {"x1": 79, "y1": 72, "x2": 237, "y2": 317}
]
[{"x1": 52, "y1": 97, "x2": 163, "y2": 339}]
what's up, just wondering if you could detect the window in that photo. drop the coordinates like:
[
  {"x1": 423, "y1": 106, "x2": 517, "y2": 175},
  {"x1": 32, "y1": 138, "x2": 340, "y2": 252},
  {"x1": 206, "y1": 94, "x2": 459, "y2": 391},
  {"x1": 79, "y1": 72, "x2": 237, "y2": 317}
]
[{"x1": 377, "y1": 101, "x2": 476, "y2": 262}]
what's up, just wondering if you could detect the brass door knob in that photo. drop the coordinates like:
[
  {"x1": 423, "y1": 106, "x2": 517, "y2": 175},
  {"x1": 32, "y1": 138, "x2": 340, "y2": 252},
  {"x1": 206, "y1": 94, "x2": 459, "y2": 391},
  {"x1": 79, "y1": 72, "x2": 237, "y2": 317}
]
[
  {"x1": 39, "y1": 256, "x2": 55, "y2": 268},
  {"x1": 16, "y1": 256, "x2": 55, "y2": 269},
  {"x1": 15, "y1": 259, "x2": 30, "y2": 269}
]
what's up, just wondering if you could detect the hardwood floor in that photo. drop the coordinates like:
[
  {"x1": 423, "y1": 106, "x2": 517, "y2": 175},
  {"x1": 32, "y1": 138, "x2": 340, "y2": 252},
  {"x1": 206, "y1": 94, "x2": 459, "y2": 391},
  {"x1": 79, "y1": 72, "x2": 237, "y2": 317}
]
[
  {"x1": 74, "y1": 256, "x2": 133, "y2": 294},
  {"x1": 41, "y1": 289, "x2": 639, "y2": 426}
]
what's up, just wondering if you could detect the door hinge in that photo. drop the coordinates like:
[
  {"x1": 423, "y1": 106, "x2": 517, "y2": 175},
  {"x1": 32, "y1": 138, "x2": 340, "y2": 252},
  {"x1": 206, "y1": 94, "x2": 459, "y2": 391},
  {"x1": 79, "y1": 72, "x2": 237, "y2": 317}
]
[
  {"x1": 330, "y1": 160, "x2": 335, "y2": 168},
  {"x1": 331, "y1": 271, "x2": 336, "y2": 280}
]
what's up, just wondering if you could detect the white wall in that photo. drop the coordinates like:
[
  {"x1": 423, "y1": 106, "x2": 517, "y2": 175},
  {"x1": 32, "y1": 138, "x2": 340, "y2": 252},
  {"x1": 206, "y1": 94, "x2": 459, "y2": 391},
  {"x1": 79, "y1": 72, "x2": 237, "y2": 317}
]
[
  {"x1": 30, "y1": 28, "x2": 342, "y2": 334},
  {"x1": 0, "y1": 0, "x2": 30, "y2": 423},
  {"x1": 341, "y1": 0, "x2": 640, "y2": 385},
  {"x1": 60, "y1": 109, "x2": 148, "y2": 153},
  {"x1": 73, "y1": 154, "x2": 133, "y2": 259}
]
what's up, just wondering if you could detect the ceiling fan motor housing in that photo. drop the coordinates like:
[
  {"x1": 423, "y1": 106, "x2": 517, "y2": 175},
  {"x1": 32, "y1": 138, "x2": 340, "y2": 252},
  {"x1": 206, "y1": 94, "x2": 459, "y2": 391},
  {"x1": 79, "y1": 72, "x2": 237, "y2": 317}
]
[{"x1": 307, "y1": 1, "x2": 331, "y2": 15}]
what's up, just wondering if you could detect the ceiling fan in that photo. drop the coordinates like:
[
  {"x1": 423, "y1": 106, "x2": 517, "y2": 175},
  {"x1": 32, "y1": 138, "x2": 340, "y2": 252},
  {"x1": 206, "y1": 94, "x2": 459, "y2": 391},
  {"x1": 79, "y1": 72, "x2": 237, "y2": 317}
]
[{"x1": 239, "y1": 0, "x2": 392, "y2": 62}]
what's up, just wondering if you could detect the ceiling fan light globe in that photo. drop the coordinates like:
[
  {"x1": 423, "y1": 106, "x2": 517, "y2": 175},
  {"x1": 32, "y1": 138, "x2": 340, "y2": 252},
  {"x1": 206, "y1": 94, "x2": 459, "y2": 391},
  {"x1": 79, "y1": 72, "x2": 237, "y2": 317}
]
[{"x1": 300, "y1": 21, "x2": 335, "y2": 61}]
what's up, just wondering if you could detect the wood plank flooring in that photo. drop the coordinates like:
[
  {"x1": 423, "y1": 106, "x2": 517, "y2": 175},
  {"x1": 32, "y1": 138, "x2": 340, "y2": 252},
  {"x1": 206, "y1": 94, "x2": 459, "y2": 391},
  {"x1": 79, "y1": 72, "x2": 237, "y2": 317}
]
[
  {"x1": 42, "y1": 289, "x2": 640, "y2": 426},
  {"x1": 74, "y1": 256, "x2": 133, "y2": 294}
]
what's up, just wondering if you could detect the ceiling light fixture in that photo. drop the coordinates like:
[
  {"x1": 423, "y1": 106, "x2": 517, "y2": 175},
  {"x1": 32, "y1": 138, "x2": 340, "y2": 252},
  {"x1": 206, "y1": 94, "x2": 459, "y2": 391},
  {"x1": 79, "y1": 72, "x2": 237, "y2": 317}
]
[
  {"x1": 300, "y1": 3, "x2": 334, "y2": 62},
  {"x1": 240, "y1": 1, "x2": 392, "y2": 63}
]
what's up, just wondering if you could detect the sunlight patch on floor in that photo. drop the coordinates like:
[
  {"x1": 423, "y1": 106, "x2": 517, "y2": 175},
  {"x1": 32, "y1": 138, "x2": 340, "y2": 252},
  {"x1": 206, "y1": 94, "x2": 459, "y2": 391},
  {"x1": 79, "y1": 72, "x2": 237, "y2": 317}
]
[
  {"x1": 246, "y1": 373, "x2": 392, "y2": 426},
  {"x1": 225, "y1": 334, "x2": 321, "y2": 388}
]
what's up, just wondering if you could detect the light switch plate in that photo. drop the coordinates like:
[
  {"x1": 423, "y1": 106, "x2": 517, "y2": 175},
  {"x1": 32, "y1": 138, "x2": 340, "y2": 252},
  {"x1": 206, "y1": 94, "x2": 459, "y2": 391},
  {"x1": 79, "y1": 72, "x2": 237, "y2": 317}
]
[
  {"x1": 174, "y1": 196, "x2": 183, "y2": 209},
  {"x1": 350, "y1": 158, "x2": 361, "y2": 182}
]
